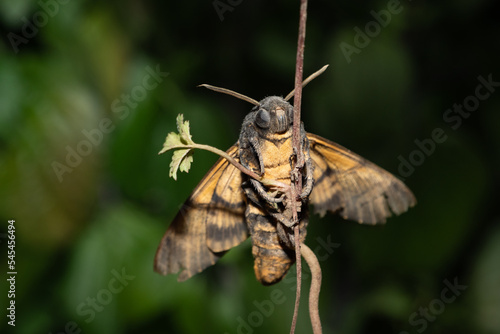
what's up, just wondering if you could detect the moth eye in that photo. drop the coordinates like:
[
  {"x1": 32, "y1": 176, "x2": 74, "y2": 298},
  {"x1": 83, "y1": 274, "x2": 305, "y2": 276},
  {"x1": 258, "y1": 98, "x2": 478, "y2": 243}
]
[{"x1": 255, "y1": 109, "x2": 270, "y2": 129}]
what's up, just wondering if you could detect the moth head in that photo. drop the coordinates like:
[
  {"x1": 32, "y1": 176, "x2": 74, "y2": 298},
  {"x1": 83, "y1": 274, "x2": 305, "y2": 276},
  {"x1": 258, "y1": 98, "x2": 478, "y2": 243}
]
[
  {"x1": 198, "y1": 64, "x2": 329, "y2": 133},
  {"x1": 253, "y1": 97, "x2": 293, "y2": 134}
]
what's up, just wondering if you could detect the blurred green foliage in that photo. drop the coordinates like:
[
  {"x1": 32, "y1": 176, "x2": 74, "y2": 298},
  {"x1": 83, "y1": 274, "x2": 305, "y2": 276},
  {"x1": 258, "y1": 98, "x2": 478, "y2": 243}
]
[{"x1": 0, "y1": 0, "x2": 499, "y2": 333}]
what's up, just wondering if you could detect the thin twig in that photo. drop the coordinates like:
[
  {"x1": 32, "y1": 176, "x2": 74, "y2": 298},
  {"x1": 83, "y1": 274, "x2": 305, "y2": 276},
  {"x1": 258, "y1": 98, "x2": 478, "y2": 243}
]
[
  {"x1": 291, "y1": 0, "x2": 307, "y2": 158},
  {"x1": 290, "y1": 0, "x2": 308, "y2": 333},
  {"x1": 160, "y1": 143, "x2": 261, "y2": 180},
  {"x1": 290, "y1": 225, "x2": 302, "y2": 333},
  {"x1": 301, "y1": 243, "x2": 323, "y2": 334}
]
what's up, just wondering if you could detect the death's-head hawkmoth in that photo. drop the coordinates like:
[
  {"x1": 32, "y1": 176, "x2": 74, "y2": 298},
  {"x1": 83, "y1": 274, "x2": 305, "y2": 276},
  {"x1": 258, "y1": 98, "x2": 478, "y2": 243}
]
[{"x1": 154, "y1": 75, "x2": 416, "y2": 285}]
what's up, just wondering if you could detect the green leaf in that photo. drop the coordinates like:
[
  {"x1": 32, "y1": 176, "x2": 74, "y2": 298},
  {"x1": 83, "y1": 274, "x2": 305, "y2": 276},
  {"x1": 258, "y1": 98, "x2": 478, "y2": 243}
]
[
  {"x1": 159, "y1": 114, "x2": 194, "y2": 154},
  {"x1": 169, "y1": 148, "x2": 193, "y2": 180},
  {"x1": 162, "y1": 131, "x2": 182, "y2": 152},
  {"x1": 159, "y1": 114, "x2": 195, "y2": 180},
  {"x1": 177, "y1": 113, "x2": 194, "y2": 145}
]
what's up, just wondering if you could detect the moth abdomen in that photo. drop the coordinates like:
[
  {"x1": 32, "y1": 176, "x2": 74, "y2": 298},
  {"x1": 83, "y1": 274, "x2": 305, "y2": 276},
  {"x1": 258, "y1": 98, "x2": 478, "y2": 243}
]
[{"x1": 246, "y1": 207, "x2": 296, "y2": 285}]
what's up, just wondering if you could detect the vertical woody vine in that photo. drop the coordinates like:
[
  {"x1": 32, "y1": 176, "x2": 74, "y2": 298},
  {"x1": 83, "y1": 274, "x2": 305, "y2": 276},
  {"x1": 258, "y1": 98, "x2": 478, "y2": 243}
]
[{"x1": 290, "y1": 0, "x2": 323, "y2": 334}]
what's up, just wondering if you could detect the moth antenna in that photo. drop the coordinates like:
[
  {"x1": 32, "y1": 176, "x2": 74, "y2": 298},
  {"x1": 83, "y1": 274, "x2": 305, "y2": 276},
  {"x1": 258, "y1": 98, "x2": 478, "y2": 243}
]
[
  {"x1": 285, "y1": 64, "x2": 329, "y2": 101},
  {"x1": 198, "y1": 84, "x2": 260, "y2": 106}
]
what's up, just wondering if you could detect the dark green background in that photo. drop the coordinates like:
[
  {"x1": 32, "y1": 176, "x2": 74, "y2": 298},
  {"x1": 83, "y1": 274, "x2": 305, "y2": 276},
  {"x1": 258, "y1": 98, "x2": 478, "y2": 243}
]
[{"x1": 1, "y1": 0, "x2": 499, "y2": 333}]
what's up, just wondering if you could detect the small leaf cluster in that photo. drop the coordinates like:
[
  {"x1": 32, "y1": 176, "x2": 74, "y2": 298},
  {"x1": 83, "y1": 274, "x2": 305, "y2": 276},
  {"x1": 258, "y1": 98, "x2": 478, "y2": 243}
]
[{"x1": 159, "y1": 114, "x2": 195, "y2": 180}]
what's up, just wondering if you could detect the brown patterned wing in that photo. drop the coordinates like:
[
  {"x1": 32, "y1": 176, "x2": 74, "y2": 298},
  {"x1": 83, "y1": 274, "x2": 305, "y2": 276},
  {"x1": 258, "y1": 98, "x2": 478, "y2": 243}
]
[
  {"x1": 154, "y1": 144, "x2": 248, "y2": 281},
  {"x1": 307, "y1": 133, "x2": 416, "y2": 224}
]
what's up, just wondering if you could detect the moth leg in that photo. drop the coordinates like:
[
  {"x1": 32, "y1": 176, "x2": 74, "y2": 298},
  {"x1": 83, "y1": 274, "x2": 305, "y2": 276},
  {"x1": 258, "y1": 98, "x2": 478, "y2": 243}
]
[
  {"x1": 239, "y1": 125, "x2": 267, "y2": 176},
  {"x1": 250, "y1": 179, "x2": 284, "y2": 203},
  {"x1": 292, "y1": 129, "x2": 314, "y2": 200},
  {"x1": 249, "y1": 135, "x2": 266, "y2": 174},
  {"x1": 270, "y1": 211, "x2": 288, "y2": 225},
  {"x1": 300, "y1": 153, "x2": 314, "y2": 199}
]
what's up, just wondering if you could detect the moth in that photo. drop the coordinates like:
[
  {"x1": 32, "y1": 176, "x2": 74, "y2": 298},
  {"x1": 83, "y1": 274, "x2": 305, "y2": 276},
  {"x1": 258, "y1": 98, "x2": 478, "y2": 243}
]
[{"x1": 154, "y1": 77, "x2": 416, "y2": 285}]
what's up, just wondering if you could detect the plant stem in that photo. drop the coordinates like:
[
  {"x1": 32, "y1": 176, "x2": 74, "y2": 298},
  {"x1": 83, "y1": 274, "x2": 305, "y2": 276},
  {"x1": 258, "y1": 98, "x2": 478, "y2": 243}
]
[
  {"x1": 290, "y1": 0, "x2": 308, "y2": 333},
  {"x1": 292, "y1": 0, "x2": 308, "y2": 153},
  {"x1": 164, "y1": 143, "x2": 260, "y2": 179},
  {"x1": 301, "y1": 243, "x2": 323, "y2": 334},
  {"x1": 290, "y1": 225, "x2": 302, "y2": 334}
]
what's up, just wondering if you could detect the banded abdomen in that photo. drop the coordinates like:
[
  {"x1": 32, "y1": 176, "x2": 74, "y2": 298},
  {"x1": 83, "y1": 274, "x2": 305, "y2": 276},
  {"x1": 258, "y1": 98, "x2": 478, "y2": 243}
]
[{"x1": 246, "y1": 202, "x2": 309, "y2": 285}]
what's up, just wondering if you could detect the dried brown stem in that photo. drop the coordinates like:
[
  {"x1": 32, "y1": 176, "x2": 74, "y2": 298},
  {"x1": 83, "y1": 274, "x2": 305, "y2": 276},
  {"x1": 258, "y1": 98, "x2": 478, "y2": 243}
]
[
  {"x1": 163, "y1": 144, "x2": 261, "y2": 181},
  {"x1": 290, "y1": 225, "x2": 302, "y2": 334},
  {"x1": 301, "y1": 243, "x2": 323, "y2": 334},
  {"x1": 291, "y1": 0, "x2": 307, "y2": 160},
  {"x1": 289, "y1": 0, "x2": 308, "y2": 333}
]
